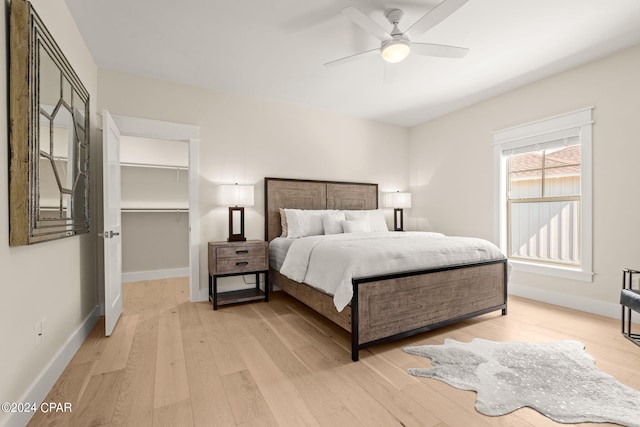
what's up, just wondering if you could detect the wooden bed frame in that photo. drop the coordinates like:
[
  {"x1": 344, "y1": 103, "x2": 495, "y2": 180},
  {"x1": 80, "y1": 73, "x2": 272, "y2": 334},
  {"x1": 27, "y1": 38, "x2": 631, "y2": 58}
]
[{"x1": 264, "y1": 177, "x2": 508, "y2": 361}]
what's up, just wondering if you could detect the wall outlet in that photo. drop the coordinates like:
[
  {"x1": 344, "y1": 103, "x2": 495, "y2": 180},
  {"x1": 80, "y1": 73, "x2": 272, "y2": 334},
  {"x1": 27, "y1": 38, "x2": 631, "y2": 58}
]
[
  {"x1": 34, "y1": 321, "x2": 42, "y2": 347},
  {"x1": 41, "y1": 318, "x2": 47, "y2": 341},
  {"x1": 34, "y1": 318, "x2": 48, "y2": 346},
  {"x1": 632, "y1": 276, "x2": 640, "y2": 289}
]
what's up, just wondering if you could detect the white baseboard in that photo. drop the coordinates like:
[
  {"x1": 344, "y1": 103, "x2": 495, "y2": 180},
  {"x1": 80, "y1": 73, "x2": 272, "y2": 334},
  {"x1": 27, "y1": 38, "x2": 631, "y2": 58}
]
[
  {"x1": 194, "y1": 288, "x2": 209, "y2": 302},
  {"x1": 3, "y1": 306, "x2": 100, "y2": 427},
  {"x1": 509, "y1": 282, "x2": 639, "y2": 324},
  {"x1": 122, "y1": 267, "x2": 189, "y2": 283}
]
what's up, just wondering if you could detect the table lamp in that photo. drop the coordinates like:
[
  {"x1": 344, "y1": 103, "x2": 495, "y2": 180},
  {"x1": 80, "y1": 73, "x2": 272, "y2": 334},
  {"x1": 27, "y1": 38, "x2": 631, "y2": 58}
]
[
  {"x1": 384, "y1": 191, "x2": 411, "y2": 231},
  {"x1": 220, "y1": 183, "x2": 254, "y2": 241}
]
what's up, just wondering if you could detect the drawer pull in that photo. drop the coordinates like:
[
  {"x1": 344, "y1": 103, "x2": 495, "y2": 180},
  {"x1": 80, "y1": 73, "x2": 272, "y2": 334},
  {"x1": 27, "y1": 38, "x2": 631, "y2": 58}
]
[
  {"x1": 236, "y1": 250, "x2": 249, "y2": 254},
  {"x1": 236, "y1": 261, "x2": 249, "y2": 266}
]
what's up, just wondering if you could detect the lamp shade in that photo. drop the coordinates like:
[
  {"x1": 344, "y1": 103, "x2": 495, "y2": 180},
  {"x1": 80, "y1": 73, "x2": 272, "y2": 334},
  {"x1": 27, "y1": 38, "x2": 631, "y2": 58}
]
[
  {"x1": 219, "y1": 184, "x2": 254, "y2": 207},
  {"x1": 384, "y1": 191, "x2": 411, "y2": 209}
]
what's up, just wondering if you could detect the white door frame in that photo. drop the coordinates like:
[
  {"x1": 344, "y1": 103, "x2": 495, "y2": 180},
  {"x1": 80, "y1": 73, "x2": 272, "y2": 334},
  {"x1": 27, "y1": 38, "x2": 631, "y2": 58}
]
[{"x1": 111, "y1": 114, "x2": 202, "y2": 302}]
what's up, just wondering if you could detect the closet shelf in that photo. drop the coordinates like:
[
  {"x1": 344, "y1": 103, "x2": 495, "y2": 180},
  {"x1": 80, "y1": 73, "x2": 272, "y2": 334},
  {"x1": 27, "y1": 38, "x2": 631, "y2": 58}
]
[
  {"x1": 39, "y1": 156, "x2": 68, "y2": 162},
  {"x1": 121, "y1": 161, "x2": 188, "y2": 170},
  {"x1": 121, "y1": 208, "x2": 189, "y2": 213},
  {"x1": 40, "y1": 206, "x2": 67, "y2": 211}
]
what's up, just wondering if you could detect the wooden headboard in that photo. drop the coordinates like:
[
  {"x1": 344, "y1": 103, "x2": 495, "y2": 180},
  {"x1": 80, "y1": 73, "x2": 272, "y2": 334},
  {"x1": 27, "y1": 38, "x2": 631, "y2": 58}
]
[{"x1": 264, "y1": 177, "x2": 378, "y2": 241}]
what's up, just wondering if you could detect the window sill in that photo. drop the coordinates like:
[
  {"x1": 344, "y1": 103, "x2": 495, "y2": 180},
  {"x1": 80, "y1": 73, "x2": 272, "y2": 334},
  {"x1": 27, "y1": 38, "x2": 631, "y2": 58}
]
[{"x1": 509, "y1": 260, "x2": 593, "y2": 283}]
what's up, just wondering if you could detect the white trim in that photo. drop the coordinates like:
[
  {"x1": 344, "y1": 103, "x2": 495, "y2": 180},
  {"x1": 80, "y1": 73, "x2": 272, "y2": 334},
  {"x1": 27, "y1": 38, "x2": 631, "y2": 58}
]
[
  {"x1": 509, "y1": 282, "x2": 639, "y2": 324},
  {"x1": 2, "y1": 306, "x2": 100, "y2": 427},
  {"x1": 510, "y1": 260, "x2": 593, "y2": 282},
  {"x1": 110, "y1": 115, "x2": 201, "y2": 302},
  {"x1": 193, "y1": 288, "x2": 209, "y2": 302},
  {"x1": 109, "y1": 114, "x2": 199, "y2": 141},
  {"x1": 500, "y1": 131, "x2": 580, "y2": 156},
  {"x1": 122, "y1": 267, "x2": 190, "y2": 283},
  {"x1": 492, "y1": 107, "x2": 593, "y2": 145},
  {"x1": 187, "y1": 138, "x2": 202, "y2": 302},
  {"x1": 493, "y1": 146, "x2": 507, "y2": 249},
  {"x1": 493, "y1": 108, "x2": 593, "y2": 282}
]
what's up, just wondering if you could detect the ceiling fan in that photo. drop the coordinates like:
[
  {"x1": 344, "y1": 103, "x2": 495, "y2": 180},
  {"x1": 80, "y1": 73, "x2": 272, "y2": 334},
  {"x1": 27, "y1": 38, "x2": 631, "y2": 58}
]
[{"x1": 324, "y1": 0, "x2": 470, "y2": 67}]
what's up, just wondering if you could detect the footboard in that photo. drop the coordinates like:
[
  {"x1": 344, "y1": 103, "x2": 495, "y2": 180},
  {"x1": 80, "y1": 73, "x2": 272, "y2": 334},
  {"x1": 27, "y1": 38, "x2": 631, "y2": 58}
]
[{"x1": 351, "y1": 259, "x2": 508, "y2": 361}]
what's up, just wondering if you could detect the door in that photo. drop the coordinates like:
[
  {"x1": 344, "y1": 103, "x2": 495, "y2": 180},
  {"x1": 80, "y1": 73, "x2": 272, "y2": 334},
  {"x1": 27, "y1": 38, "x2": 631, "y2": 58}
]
[{"x1": 103, "y1": 110, "x2": 123, "y2": 336}]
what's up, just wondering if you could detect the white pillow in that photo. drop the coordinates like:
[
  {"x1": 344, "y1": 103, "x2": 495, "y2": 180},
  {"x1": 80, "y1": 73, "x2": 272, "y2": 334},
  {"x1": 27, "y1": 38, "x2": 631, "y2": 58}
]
[
  {"x1": 344, "y1": 210, "x2": 365, "y2": 221},
  {"x1": 344, "y1": 209, "x2": 389, "y2": 232},
  {"x1": 279, "y1": 208, "x2": 288, "y2": 237},
  {"x1": 321, "y1": 211, "x2": 345, "y2": 234},
  {"x1": 366, "y1": 209, "x2": 389, "y2": 232},
  {"x1": 284, "y1": 209, "x2": 336, "y2": 238},
  {"x1": 341, "y1": 220, "x2": 370, "y2": 233}
]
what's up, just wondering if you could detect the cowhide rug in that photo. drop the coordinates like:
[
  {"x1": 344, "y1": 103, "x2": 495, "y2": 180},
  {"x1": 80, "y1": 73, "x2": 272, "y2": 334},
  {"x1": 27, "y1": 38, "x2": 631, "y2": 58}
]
[{"x1": 404, "y1": 338, "x2": 640, "y2": 426}]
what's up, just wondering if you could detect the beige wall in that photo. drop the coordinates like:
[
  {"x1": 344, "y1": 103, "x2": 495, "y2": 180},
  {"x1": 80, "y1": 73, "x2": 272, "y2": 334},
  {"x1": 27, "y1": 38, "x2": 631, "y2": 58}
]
[
  {"x1": 409, "y1": 44, "x2": 640, "y2": 312},
  {"x1": 97, "y1": 69, "x2": 410, "y2": 293},
  {"x1": 0, "y1": 0, "x2": 99, "y2": 424},
  {"x1": 121, "y1": 212, "x2": 189, "y2": 273}
]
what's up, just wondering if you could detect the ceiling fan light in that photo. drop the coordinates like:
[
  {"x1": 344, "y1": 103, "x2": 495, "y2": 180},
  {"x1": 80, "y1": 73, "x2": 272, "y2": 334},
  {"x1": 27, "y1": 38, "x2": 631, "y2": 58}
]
[{"x1": 381, "y1": 40, "x2": 410, "y2": 63}]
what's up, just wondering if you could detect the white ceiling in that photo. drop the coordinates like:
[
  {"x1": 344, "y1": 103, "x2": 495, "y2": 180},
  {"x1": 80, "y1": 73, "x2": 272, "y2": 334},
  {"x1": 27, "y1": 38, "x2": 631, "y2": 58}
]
[{"x1": 64, "y1": 0, "x2": 640, "y2": 127}]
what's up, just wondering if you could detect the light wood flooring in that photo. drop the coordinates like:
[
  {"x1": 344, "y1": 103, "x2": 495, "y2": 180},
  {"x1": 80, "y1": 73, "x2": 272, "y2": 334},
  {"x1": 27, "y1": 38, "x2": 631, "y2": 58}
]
[{"x1": 28, "y1": 277, "x2": 640, "y2": 426}]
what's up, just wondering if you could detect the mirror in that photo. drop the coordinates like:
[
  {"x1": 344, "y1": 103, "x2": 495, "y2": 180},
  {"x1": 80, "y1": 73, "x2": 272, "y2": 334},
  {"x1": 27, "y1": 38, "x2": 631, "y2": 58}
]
[{"x1": 9, "y1": 0, "x2": 90, "y2": 245}]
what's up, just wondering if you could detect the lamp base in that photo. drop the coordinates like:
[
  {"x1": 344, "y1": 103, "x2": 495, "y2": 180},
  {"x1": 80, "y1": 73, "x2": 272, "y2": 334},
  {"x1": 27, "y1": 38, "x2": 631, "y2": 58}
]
[
  {"x1": 228, "y1": 206, "x2": 246, "y2": 242},
  {"x1": 393, "y1": 208, "x2": 404, "y2": 232}
]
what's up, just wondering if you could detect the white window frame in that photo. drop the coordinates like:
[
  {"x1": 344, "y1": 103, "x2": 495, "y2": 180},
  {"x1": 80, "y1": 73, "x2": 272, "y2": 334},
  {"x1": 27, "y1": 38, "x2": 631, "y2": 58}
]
[{"x1": 493, "y1": 108, "x2": 593, "y2": 282}]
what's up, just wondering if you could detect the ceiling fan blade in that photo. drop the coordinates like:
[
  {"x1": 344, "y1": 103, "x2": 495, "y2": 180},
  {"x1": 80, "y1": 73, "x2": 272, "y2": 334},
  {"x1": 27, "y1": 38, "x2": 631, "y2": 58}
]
[
  {"x1": 324, "y1": 48, "x2": 379, "y2": 67},
  {"x1": 406, "y1": 0, "x2": 468, "y2": 37},
  {"x1": 411, "y1": 43, "x2": 469, "y2": 58},
  {"x1": 341, "y1": 7, "x2": 392, "y2": 41}
]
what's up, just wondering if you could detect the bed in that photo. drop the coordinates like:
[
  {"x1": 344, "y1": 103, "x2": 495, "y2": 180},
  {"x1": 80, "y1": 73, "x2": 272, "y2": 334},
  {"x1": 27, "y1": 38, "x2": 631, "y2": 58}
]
[{"x1": 264, "y1": 177, "x2": 508, "y2": 361}]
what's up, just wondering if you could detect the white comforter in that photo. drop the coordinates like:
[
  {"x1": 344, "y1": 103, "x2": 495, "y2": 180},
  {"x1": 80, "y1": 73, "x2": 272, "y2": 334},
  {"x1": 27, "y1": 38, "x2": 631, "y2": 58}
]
[{"x1": 279, "y1": 232, "x2": 505, "y2": 312}]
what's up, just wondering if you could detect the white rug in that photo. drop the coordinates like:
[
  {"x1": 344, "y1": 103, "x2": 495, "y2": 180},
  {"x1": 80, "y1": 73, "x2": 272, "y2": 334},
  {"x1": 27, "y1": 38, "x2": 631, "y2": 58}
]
[{"x1": 403, "y1": 338, "x2": 640, "y2": 426}]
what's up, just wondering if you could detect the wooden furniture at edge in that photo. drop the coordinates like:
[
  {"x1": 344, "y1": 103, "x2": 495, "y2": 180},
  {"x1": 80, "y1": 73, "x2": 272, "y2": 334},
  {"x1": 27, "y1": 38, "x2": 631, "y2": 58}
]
[
  {"x1": 265, "y1": 177, "x2": 508, "y2": 361},
  {"x1": 208, "y1": 240, "x2": 269, "y2": 310}
]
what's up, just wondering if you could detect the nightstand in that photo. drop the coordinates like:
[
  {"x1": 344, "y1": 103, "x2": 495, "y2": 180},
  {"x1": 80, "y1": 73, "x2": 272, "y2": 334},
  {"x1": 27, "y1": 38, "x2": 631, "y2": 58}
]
[{"x1": 208, "y1": 240, "x2": 269, "y2": 310}]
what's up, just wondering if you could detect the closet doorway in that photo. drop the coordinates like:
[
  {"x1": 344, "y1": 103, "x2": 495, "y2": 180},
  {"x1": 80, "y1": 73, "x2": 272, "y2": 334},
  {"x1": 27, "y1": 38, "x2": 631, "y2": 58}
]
[
  {"x1": 109, "y1": 113, "x2": 201, "y2": 304},
  {"x1": 120, "y1": 136, "x2": 189, "y2": 281}
]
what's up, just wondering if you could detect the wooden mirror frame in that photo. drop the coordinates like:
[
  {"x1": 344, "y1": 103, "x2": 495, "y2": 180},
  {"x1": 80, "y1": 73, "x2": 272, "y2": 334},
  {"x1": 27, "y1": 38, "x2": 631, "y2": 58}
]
[{"x1": 9, "y1": 0, "x2": 91, "y2": 245}]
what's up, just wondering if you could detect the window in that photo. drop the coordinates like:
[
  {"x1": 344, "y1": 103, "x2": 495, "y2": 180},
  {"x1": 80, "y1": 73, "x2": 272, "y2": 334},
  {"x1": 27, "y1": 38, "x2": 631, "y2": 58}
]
[
  {"x1": 508, "y1": 143, "x2": 581, "y2": 266},
  {"x1": 493, "y1": 108, "x2": 593, "y2": 282}
]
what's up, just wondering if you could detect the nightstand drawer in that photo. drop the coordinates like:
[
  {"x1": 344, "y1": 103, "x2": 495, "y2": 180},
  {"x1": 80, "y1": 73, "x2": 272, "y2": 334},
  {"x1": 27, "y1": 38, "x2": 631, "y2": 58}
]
[
  {"x1": 215, "y1": 256, "x2": 268, "y2": 275},
  {"x1": 216, "y1": 244, "x2": 265, "y2": 260}
]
